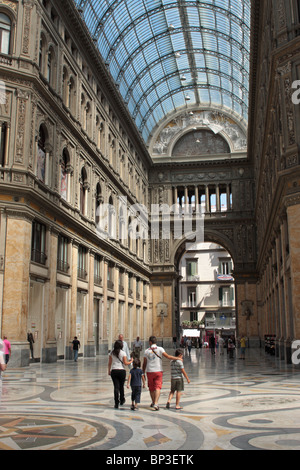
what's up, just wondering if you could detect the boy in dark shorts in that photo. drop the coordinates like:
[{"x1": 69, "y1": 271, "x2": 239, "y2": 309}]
[
  {"x1": 127, "y1": 358, "x2": 146, "y2": 410},
  {"x1": 166, "y1": 349, "x2": 190, "y2": 410}
]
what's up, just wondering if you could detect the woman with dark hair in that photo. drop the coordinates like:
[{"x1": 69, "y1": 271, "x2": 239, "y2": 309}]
[{"x1": 108, "y1": 340, "x2": 133, "y2": 408}]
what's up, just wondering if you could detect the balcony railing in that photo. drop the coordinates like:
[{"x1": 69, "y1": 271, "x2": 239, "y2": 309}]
[
  {"x1": 77, "y1": 267, "x2": 87, "y2": 280},
  {"x1": 31, "y1": 249, "x2": 47, "y2": 265},
  {"x1": 57, "y1": 259, "x2": 69, "y2": 273},
  {"x1": 94, "y1": 274, "x2": 102, "y2": 286}
]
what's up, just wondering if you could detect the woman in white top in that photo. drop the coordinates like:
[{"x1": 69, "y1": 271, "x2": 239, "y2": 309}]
[{"x1": 108, "y1": 340, "x2": 133, "y2": 408}]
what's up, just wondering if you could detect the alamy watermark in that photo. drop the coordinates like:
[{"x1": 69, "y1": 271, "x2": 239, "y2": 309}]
[
  {"x1": 291, "y1": 341, "x2": 300, "y2": 365},
  {"x1": 292, "y1": 80, "x2": 300, "y2": 104},
  {"x1": 95, "y1": 196, "x2": 204, "y2": 247},
  {"x1": 0, "y1": 80, "x2": 6, "y2": 105}
]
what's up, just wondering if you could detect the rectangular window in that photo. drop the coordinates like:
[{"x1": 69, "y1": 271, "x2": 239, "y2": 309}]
[
  {"x1": 190, "y1": 311, "x2": 198, "y2": 322},
  {"x1": 188, "y1": 288, "x2": 196, "y2": 307},
  {"x1": 218, "y1": 259, "x2": 233, "y2": 276},
  {"x1": 219, "y1": 287, "x2": 235, "y2": 307},
  {"x1": 0, "y1": 123, "x2": 7, "y2": 166},
  {"x1": 31, "y1": 221, "x2": 47, "y2": 265},
  {"x1": 186, "y1": 259, "x2": 198, "y2": 279},
  {"x1": 94, "y1": 255, "x2": 102, "y2": 285},
  {"x1": 0, "y1": 14, "x2": 11, "y2": 55},
  {"x1": 57, "y1": 235, "x2": 69, "y2": 273},
  {"x1": 128, "y1": 273, "x2": 133, "y2": 297},
  {"x1": 107, "y1": 263, "x2": 114, "y2": 290},
  {"x1": 78, "y1": 246, "x2": 87, "y2": 279}
]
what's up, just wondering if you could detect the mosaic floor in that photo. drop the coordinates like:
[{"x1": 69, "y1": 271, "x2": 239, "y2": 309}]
[{"x1": 0, "y1": 348, "x2": 300, "y2": 451}]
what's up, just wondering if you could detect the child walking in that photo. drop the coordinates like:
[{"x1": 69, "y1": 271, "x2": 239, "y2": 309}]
[
  {"x1": 127, "y1": 358, "x2": 146, "y2": 410},
  {"x1": 166, "y1": 349, "x2": 190, "y2": 410}
]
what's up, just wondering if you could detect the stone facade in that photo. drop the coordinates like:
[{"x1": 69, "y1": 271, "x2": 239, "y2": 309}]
[
  {"x1": 250, "y1": 0, "x2": 300, "y2": 362},
  {"x1": 0, "y1": 0, "x2": 299, "y2": 365}
]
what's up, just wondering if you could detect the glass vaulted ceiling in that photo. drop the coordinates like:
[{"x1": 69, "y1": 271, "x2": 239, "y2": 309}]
[{"x1": 74, "y1": 0, "x2": 251, "y2": 144}]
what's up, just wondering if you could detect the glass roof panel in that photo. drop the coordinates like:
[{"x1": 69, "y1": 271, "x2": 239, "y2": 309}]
[{"x1": 74, "y1": 0, "x2": 251, "y2": 143}]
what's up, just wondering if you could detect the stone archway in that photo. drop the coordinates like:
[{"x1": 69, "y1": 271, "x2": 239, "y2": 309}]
[{"x1": 150, "y1": 227, "x2": 260, "y2": 348}]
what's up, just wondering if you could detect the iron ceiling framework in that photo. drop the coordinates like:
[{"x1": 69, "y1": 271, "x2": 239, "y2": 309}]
[{"x1": 74, "y1": 0, "x2": 251, "y2": 144}]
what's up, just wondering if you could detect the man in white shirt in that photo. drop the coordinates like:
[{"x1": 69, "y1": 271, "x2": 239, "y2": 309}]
[
  {"x1": 118, "y1": 334, "x2": 130, "y2": 357},
  {"x1": 143, "y1": 335, "x2": 179, "y2": 410}
]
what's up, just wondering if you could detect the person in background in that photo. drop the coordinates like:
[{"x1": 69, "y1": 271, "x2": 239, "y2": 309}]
[
  {"x1": 218, "y1": 335, "x2": 225, "y2": 355},
  {"x1": 239, "y1": 335, "x2": 247, "y2": 360},
  {"x1": 186, "y1": 337, "x2": 192, "y2": 355},
  {"x1": 3, "y1": 336, "x2": 11, "y2": 364},
  {"x1": 0, "y1": 340, "x2": 7, "y2": 397},
  {"x1": 118, "y1": 334, "x2": 130, "y2": 358},
  {"x1": 132, "y1": 336, "x2": 143, "y2": 359},
  {"x1": 72, "y1": 336, "x2": 80, "y2": 362},
  {"x1": 27, "y1": 332, "x2": 35, "y2": 359},
  {"x1": 209, "y1": 334, "x2": 215, "y2": 355}
]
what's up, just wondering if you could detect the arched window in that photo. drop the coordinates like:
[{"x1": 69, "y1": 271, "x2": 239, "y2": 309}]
[
  {"x1": 0, "y1": 13, "x2": 11, "y2": 55},
  {"x1": 39, "y1": 36, "x2": 45, "y2": 71},
  {"x1": 80, "y1": 167, "x2": 87, "y2": 215},
  {"x1": 68, "y1": 77, "x2": 75, "y2": 114},
  {"x1": 37, "y1": 125, "x2": 46, "y2": 183},
  {"x1": 108, "y1": 195, "x2": 115, "y2": 238},
  {"x1": 136, "y1": 225, "x2": 139, "y2": 256},
  {"x1": 81, "y1": 93, "x2": 86, "y2": 130},
  {"x1": 96, "y1": 114, "x2": 105, "y2": 150},
  {"x1": 62, "y1": 66, "x2": 68, "y2": 106},
  {"x1": 47, "y1": 46, "x2": 55, "y2": 87},
  {"x1": 95, "y1": 182, "x2": 102, "y2": 227},
  {"x1": 128, "y1": 216, "x2": 132, "y2": 250},
  {"x1": 61, "y1": 148, "x2": 69, "y2": 201},
  {"x1": 119, "y1": 205, "x2": 126, "y2": 243}
]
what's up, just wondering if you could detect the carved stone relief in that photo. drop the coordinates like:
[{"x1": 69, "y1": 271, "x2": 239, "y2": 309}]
[{"x1": 152, "y1": 110, "x2": 247, "y2": 156}]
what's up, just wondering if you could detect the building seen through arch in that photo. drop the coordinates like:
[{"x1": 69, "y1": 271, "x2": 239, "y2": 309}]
[
  {"x1": 0, "y1": 0, "x2": 299, "y2": 366},
  {"x1": 179, "y1": 242, "x2": 236, "y2": 345}
]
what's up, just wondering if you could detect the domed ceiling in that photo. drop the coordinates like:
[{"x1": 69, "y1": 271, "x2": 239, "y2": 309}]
[{"x1": 74, "y1": 0, "x2": 251, "y2": 148}]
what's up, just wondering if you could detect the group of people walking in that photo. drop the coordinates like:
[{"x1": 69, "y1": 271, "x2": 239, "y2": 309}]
[{"x1": 108, "y1": 334, "x2": 190, "y2": 411}]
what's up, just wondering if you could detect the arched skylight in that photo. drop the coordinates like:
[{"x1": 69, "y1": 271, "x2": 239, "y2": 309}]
[{"x1": 74, "y1": 0, "x2": 251, "y2": 144}]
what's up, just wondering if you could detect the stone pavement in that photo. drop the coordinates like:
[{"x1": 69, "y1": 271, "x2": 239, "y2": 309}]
[{"x1": 0, "y1": 347, "x2": 300, "y2": 451}]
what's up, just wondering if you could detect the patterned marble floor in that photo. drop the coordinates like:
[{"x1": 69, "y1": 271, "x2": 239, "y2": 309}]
[{"x1": 0, "y1": 348, "x2": 300, "y2": 451}]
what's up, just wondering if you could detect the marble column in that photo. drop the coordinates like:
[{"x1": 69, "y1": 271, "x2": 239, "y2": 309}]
[
  {"x1": 86, "y1": 250, "x2": 95, "y2": 357},
  {"x1": 2, "y1": 212, "x2": 32, "y2": 366},
  {"x1": 42, "y1": 227, "x2": 58, "y2": 363},
  {"x1": 66, "y1": 240, "x2": 78, "y2": 359}
]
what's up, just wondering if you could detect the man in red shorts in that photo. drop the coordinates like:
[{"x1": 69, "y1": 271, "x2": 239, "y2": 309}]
[{"x1": 142, "y1": 335, "x2": 180, "y2": 411}]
